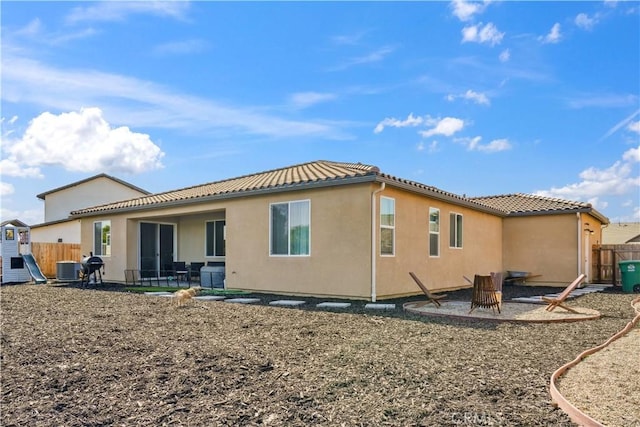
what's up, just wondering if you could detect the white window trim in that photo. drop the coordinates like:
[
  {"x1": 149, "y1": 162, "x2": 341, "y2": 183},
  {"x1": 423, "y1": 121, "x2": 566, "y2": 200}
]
[
  {"x1": 93, "y1": 220, "x2": 111, "y2": 257},
  {"x1": 269, "y1": 199, "x2": 311, "y2": 257},
  {"x1": 380, "y1": 196, "x2": 395, "y2": 257},
  {"x1": 205, "y1": 219, "x2": 226, "y2": 258},
  {"x1": 449, "y1": 212, "x2": 463, "y2": 249},
  {"x1": 429, "y1": 208, "x2": 440, "y2": 258}
]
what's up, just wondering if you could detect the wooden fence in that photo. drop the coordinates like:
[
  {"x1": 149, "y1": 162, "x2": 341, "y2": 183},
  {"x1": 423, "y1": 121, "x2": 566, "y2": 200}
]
[
  {"x1": 31, "y1": 242, "x2": 82, "y2": 279},
  {"x1": 592, "y1": 244, "x2": 640, "y2": 284}
]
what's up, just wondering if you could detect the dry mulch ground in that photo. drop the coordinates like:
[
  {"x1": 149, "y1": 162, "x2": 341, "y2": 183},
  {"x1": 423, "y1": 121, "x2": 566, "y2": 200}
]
[{"x1": 1, "y1": 283, "x2": 637, "y2": 426}]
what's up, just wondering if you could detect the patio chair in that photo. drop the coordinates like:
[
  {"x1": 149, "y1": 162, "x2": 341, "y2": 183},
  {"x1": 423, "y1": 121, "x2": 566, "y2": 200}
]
[
  {"x1": 409, "y1": 272, "x2": 447, "y2": 307},
  {"x1": 172, "y1": 261, "x2": 189, "y2": 284},
  {"x1": 541, "y1": 274, "x2": 586, "y2": 313},
  {"x1": 189, "y1": 262, "x2": 205, "y2": 283}
]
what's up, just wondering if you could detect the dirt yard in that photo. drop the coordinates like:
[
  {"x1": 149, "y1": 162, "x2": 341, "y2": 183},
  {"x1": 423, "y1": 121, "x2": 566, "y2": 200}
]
[{"x1": 0, "y1": 284, "x2": 636, "y2": 426}]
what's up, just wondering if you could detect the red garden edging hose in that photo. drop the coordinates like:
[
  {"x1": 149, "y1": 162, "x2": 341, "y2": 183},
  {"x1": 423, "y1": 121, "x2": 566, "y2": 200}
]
[{"x1": 549, "y1": 296, "x2": 640, "y2": 427}]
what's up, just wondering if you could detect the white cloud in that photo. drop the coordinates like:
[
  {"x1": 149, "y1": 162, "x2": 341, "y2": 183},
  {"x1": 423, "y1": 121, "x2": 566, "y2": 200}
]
[
  {"x1": 575, "y1": 13, "x2": 598, "y2": 30},
  {"x1": 289, "y1": 92, "x2": 337, "y2": 109},
  {"x1": 15, "y1": 18, "x2": 43, "y2": 37},
  {"x1": 460, "y1": 136, "x2": 511, "y2": 152},
  {"x1": 540, "y1": 23, "x2": 562, "y2": 44},
  {"x1": 535, "y1": 146, "x2": 640, "y2": 202},
  {"x1": 569, "y1": 93, "x2": 638, "y2": 109},
  {"x1": 627, "y1": 120, "x2": 640, "y2": 134},
  {"x1": 0, "y1": 159, "x2": 43, "y2": 178},
  {"x1": 331, "y1": 31, "x2": 368, "y2": 46},
  {"x1": 499, "y1": 49, "x2": 510, "y2": 62},
  {"x1": 450, "y1": 0, "x2": 490, "y2": 22},
  {"x1": 600, "y1": 109, "x2": 640, "y2": 140},
  {"x1": 446, "y1": 90, "x2": 490, "y2": 105},
  {"x1": 420, "y1": 117, "x2": 465, "y2": 138},
  {"x1": 329, "y1": 45, "x2": 396, "y2": 71},
  {"x1": 0, "y1": 205, "x2": 44, "y2": 225},
  {"x1": 374, "y1": 113, "x2": 424, "y2": 134},
  {"x1": 0, "y1": 182, "x2": 15, "y2": 197},
  {"x1": 461, "y1": 23, "x2": 504, "y2": 46},
  {"x1": 623, "y1": 145, "x2": 640, "y2": 162},
  {"x1": 475, "y1": 138, "x2": 511, "y2": 152},
  {"x1": 66, "y1": 1, "x2": 190, "y2": 24},
  {"x1": 464, "y1": 90, "x2": 491, "y2": 105},
  {"x1": 4, "y1": 108, "x2": 165, "y2": 174},
  {"x1": 2, "y1": 54, "x2": 343, "y2": 139},
  {"x1": 153, "y1": 39, "x2": 208, "y2": 56}
]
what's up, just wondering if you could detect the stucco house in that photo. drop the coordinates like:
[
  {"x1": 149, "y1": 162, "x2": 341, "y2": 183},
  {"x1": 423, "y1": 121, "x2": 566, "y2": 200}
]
[
  {"x1": 30, "y1": 174, "x2": 150, "y2": 244},
  {"x1": 69, "y1": 160, "x2": 608, "y2": 300},
  {"x1": 601, "y1": 222, "x2": 640, "y2": 244}
]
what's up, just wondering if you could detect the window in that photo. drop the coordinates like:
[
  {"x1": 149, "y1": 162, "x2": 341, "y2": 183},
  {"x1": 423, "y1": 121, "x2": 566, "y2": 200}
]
[
  {"x1": 429, "y1": 208, "x2": 439, "y2": 257},
  {"x1": 270, "y1": 200, "x2": 310, "y2": 256},
  {"x1": 94, "y1": 221, "x2": 111, "y2": 256},
  {"x1": 450, "y1": 213, "x2": 463, "y2": 248},
  {"x1": 380, "y1": 197, "x2": 395, "y2": 256},
  {"x1": 206, "y1": 220, "x2": 226, "y2": 257}
]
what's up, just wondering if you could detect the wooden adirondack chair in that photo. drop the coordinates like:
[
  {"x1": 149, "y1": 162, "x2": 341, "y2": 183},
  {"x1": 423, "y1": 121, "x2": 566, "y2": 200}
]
[
  {"x1": 409, "y1": 272, "x2": 447, "y2": 307},
  {"x1": 469, "y1": 275, "x2": 501, "y2": 314},
  {"x1": 541, "y1": 274, "x2": 587, "y2": 313}
]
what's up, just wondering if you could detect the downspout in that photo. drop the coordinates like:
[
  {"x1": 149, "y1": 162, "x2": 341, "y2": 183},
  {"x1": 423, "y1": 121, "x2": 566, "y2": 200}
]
[
  {"x1": 371, "y1": 182, "x2": 386, "y2": 302},
  {"x1": 577, "y1": 212, "x2": 582, "y2": 276}
]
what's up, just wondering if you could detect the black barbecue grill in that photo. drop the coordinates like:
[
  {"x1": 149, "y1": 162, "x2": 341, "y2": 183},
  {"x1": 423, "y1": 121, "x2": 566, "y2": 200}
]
[{"x1": 81, "y1": 252, "x2": 104, "y2": 286}]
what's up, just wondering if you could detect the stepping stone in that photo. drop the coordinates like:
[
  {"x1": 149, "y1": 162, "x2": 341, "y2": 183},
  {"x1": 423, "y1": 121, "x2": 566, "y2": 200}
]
[
  {"x1": 365, "y1": 303, "x2": 396, "y2": 310},
  {"x1": 512, "y1": 296, "x2": 544, "y2": 303},
  {"x1": 224, "y1": 298, "x2": 261, "y2": 304},
  {"x1": 317, "y1": 302, "x2": 352, "y2": 308},
  {"x1": 195, "y1": 295, "x2": 227, "y2": 301},
  {"x1": 144, "y1": 291, "x2": 174, "y2": 296},
  {"x1": 269, "y1": 300, "x2": 306, "y2": 306}
]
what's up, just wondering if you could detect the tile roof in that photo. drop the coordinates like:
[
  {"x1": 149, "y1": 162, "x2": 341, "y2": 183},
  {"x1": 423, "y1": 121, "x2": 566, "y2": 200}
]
[
  {"x1": 70, "y1": 161, "x2": 380, "y2": 216},
  {"x1": 471, "y1": 193, "x2": 608, "y2": 222},
  {"x1": 68, "y1": 160, "x2": 607, "y2": 223}
]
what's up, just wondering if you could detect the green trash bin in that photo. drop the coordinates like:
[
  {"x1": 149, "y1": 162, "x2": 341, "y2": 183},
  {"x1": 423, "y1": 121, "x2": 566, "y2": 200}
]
[{"x1": 618, "y1": 260, "x2": 640, "y2": 293}]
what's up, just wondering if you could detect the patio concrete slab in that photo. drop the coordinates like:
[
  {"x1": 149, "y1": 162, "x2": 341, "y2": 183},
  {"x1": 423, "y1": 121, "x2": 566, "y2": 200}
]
[
  {"x1": 317, "y1": 302, "x2": 352, "y2": 308},
  {"x1": 365, "y1": 303, "x2": 396, "y2": 310},
  {"x1": 404, "y1": 300, "x2": 601, "y2": 323},
  {"x1": 144, "y1": 291, "x2": 174, "y2": 296},
  {"x1": 224, "y1": 298, "x2": 261, "y2": 304},
  {"x1": 269, "y1": 300, "x2": 306, "y2": 307},
  {"x1": 195, "y1": 295, "x2": 227, "y2": 301}
]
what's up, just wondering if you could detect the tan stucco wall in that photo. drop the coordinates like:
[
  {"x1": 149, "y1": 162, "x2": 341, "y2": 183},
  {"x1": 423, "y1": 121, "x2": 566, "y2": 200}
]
[
  {"x1": 80, "y1": 214, "x2": 130, "y2": 280},
  {"x1": 502, "y1": 213, "x2": 598, "y2": 284},
  {"x1": 31, "y1": 220, "x2": 81, "y2": 243},
  {"x1": 45, "y1": 177, "x2": 147, "y2": 222},
  {"x1": 80, "y1": 184, "x2": 373, "y2": 298},
  {"x1": 225, "y1": 184, "x2": 373, "y2": 299},
  {"x1": 79, "y1": 182, "x2": 508, "y2": 299},
  {"x1": 375, "y1": 187, "x2": 503, "y2": 297}
]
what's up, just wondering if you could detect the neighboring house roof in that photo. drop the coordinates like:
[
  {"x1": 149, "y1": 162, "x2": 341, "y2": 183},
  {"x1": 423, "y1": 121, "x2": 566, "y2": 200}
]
[
  {"x1": 36, "y1": 173, "x2": 150, "y2": 200},
  {"x1": 602, "y1": 222, "x2": 640, "y2": 244},
  {"x1": 1, "y1": 219, "x2": 29, "y2": 228},
  {"x1": 470, "y1": 193, "x2": 609, "y2": 223},
  {"x1": 70, "y1": 160, "x2": 504, "y2": 217}
]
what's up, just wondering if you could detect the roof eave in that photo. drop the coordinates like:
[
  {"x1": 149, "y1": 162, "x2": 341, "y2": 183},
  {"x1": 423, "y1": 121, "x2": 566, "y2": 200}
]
[
  {"x1": 70, "y1": 174, "x2": 379, "y2": 218},
  {"x1": 506, "y1": 207, "x2": 610, "y2": 224},
  {"x1": 377, "y1": 176, "x2": 506, "y2": 216}
]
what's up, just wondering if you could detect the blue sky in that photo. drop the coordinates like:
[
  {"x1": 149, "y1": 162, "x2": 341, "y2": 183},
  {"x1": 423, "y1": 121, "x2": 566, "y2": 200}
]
[{"x1": 1, "y1": 0, "x2": 639, "y2": 225}]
